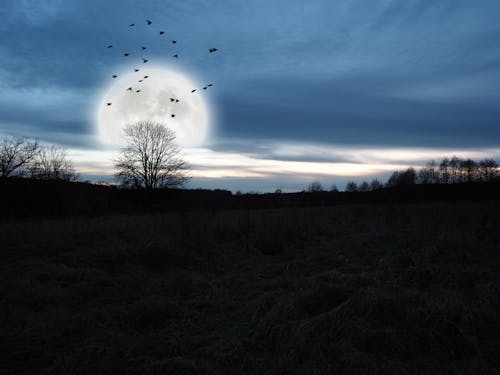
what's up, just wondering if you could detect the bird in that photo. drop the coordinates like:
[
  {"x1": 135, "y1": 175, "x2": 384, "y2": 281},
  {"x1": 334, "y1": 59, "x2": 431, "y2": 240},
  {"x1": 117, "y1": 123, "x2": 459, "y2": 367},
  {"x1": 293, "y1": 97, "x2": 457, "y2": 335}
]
[
  {"x1": 127, "y1": 87, "x2": 132, "y2": 91},
  {"x1": 208, "y1": 83, "x2": 213, "y2": 87},
  {"x1": 172, "y1": 40, "x2": 176, "y2": 44},
  {"x1": 107, "y1": 45, "x2": 113, "y2": 48},
  {"x1": 138, "y1": 79, "x2": 143, "y2": 82},
  {"x1": 147, "y1": 20, "x2": 152, "y2": 25},
  {"x1": 160, "y1": 31, "x2": 165, "y2": 35},
  {"x1": 106, "y1": 103, "x2": 112, "y2": 106},
  {"x1": 176, "y1": 99, "x2": 179, "y2": 103},
  {"x1": 209, "y1": 48, "x2": 218, "y2": 53},
  {"x1": 141, "y1": 46, "x2": 147, "y2": 50},
  {"x1": 172, "y1": 54, "x2": 178, "y2": 58},
  {"x1": 170, "y1": 98, "x2": 175, "y2": 102},
  {"x1": 142, "y1": 58, "x2": 148, "y2": 63},
  {"x1": 136, "y1": 89, "x2": 141, "y2": 93},
  {"x1": 144, "y1": 75, "x2": 149, "y2": 79},
  {"x1": 112, "y1": 75, "x2": 117, "y2": 78},
  {"x1": 129, "y1": 23, "x2": 135, "y2": 27},
  {"x1": 124, "y1": 53, "x2": 129, "y2": 57},
  {"x1": 134, "y1": 69, "x2": 140, "y2": 72},
  {"x1": 191, "y1": 89, "x2": 196, "y2": 93},
  {"x1": 171, "y1": 114, "x2": 175, "y2": 118},
  {"x1": 203, "y1": 86, "x2": 207, "y2": 90}
]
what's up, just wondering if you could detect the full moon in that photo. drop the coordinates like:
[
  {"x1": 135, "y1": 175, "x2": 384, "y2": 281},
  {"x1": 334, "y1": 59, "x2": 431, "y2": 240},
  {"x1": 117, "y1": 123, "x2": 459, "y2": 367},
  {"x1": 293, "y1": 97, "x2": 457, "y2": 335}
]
[{"x1": 97, "y1": 67, "x2": 211, "y2": 148}]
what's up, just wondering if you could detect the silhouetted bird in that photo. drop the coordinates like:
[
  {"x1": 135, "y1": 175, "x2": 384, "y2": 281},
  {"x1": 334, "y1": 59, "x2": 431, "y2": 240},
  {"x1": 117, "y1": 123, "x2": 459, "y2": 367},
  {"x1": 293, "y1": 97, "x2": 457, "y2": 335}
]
[
  {"x1": 171, "y1": 114, "x2": 175, "y2": 117},
  {"x1": 191, "y1": 89, "x2": 196, "y2": 93},
  {"x1": 170, "y1": 98, "x2": 175, "y2": 102},
  {"x1": 142, "y1": 58, "x2": 148, "y2": 63},
  {"x1": 141, "y1": 46, "x2": 147, "y2": 50},
  {"x1": 134, "y1": 69, "x2": 140, "y2": 72},
  {"x1": 129, "y1": 23, "x2": 135, "y2": 27},
  {"x1": 209, "y1": 48, "x2": 218, "y2": 53},
  {"x1": 136, "y1": 89, "x2": 141, "y2": 93},
  {"x1": 173, "y1": 54, "x2": 178, "y2": 58},
  {"x1": 147, "y1": 20, "x2": 152, "y2": 25},
  {"x1": 124, "y1": 53, "x2": 129, "y2": 57},
  {"x1": 127, "y1": 87, "x2": 132, "y2": 91},
  {"x1": 107, "y1": 45, "x2": 113, "y2": 48},
  {"x1": 160, "y1": 31, "x2": 165, "y2": 35},
  {"x1": 176, "y1": 99, "x2": 179, "y2": 102},
  {"x1": 106, "y1": 103, "x2": 112, "y2": 106},
  {"x1": 144, "y1": 75, "x2": 149, "y2": 79},
  {"x1": 208, "y1": 83, "x2": 213, "y2": 87},
  {"x1": 203, "y1": 86, "x2": 207, "y2": 90},
  {"x1": 112, "y1": 75, "x2": 117, "y2": 78},
  {"x1": 172, "y1": 40, "x2": 176, "y2": 44},
  {"x1": 139, "y1": 79, "x2": 143, "y2": 82}
]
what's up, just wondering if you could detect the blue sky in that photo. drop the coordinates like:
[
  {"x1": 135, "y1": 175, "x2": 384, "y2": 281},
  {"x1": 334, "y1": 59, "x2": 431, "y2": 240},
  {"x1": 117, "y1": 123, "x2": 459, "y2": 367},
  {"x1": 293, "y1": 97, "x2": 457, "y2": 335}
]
[{"x1": 1, "y1": 0, "x2": 500, "y2": 191}]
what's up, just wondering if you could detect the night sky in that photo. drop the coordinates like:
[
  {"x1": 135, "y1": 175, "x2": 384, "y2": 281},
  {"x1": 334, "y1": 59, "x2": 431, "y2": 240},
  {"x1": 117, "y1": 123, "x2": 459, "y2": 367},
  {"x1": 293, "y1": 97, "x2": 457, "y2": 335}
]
[{"x1": 1, "y1": 0, "x2": 500, "y2": 191}]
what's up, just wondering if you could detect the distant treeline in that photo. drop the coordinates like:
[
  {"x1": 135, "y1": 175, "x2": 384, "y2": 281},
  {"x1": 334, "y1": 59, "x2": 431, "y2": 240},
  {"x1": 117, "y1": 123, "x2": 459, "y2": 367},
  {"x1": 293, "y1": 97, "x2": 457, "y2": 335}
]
[
  {"x1": 307, "y1": 156, "x2": 499, "y2": 193},
  {"x1": 387, "y1": 156, "x2": 498, "y2": 187}
]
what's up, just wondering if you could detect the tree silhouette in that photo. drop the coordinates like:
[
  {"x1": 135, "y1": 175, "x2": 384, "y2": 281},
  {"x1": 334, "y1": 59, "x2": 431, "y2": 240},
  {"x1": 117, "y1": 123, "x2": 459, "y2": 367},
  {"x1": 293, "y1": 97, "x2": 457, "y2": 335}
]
[
  {"x1": 29, "y1": 145, "x2": 78, "y2": 181},
  {"x1": 0, "y1": 136, "x2": 38, "y2": 180},
  {"x1": 358, "y1": 181, "x2": 370, "y2": 192},
  {"x1": 417, "y1": 160, "x2": 439, "y2": 184},
  {"x1": 370, "y1": 179, "x2": 383, "y2": 191},
  {"x1": 449, "y1": 156, "x2": 461, "y2": 184},
  {"x1": 386, "y1": 168, "x2": 417, "y2": 187},
  {"x1": 478, "y1": 158, "x2": 498, "y2": 182},
  {"x1": 439, "y1": 158, "x2": 450, "y2": 184},
  {"x1": 306, "y1": 181, "x2": 324, "y2": 192},
  {"x1": 345, "y1": 181, "x2": 358, "y2": 192},
  {"x1": 459, "y1": 158, "x2": 477, "y2": 183},
  {"x1": 115, "y1": 121, "x2": 189, "y2": 189}
]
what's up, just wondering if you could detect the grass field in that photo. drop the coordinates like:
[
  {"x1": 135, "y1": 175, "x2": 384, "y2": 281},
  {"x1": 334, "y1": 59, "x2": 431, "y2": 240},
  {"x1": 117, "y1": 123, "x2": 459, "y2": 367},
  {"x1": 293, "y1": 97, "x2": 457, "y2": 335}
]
[{"x1": 2, "y1": 202, "x2": 500, "y2": 374}]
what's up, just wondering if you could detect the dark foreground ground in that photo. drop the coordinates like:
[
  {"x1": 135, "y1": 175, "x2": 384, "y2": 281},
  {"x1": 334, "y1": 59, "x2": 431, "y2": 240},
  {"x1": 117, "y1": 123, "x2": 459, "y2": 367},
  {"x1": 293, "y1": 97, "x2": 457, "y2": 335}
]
[{"x1": 2, "y1": 202, "x2": 500, "y2": 374}]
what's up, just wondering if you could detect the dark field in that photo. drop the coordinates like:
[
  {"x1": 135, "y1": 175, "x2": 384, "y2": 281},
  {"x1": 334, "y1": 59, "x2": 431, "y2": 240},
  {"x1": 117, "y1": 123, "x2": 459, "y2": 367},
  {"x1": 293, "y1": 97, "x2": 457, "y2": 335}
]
[{"x1": 2, "y1": 202, "x2": 500, "y2": 374}]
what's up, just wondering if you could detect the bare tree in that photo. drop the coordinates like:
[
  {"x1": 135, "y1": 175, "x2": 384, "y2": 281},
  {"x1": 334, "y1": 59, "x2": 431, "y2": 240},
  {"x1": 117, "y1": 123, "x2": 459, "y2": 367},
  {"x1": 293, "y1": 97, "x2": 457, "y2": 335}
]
[
  {"x1": 29, "y1": 145, "x2": 78, "y2": 181},
  {"x1": 0, "y1": 136, "x2": 38, "y2": 180},
  {"x1": 307, "y1": 181, "x2": 324, "y2": 192},
  {"x1": 449, "y1": 156, "x2": 462, "y2": 184},
  {"x1": 345, "y1": 181, "x2": 358, "y2": 192},
  {"x1": 439, "y1": 158, "x2": 450, "y2": 184},
  {"x1": 478, "y1": 158, "x2": 498, "y2": 182},
  {"x1": 358, "y1": 181, "x2": 370, "y2": 192},
  {"x1": 417, "y1": 160, "x2": 439, "y2": 184},
  {"x1": 386, "y1": 168, "x2": 417, "y2": 187},
  {"x1": 459, "y1": 158, "x2": 477, "y2": 184},
  {"x1": 115, "y1": 121, "x2": 189, "y2": 189},
  {"x1": 370, "y1": 179, "x2": 383, "y2": 191}
]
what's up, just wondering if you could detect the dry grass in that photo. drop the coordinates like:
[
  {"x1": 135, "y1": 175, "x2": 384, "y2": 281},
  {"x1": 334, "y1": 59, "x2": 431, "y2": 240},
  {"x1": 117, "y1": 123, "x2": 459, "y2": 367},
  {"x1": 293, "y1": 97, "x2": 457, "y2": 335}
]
[{"x1": 1, "y1": 202, "x2": 500, "y2": 374}]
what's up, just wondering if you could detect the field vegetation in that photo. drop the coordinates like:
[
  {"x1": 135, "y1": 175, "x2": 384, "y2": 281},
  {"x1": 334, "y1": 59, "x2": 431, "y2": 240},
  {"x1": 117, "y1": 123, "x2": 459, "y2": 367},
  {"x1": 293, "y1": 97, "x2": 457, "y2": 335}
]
[{"x1": 2, "y1": 202, "x2": 500, "y2": 374}]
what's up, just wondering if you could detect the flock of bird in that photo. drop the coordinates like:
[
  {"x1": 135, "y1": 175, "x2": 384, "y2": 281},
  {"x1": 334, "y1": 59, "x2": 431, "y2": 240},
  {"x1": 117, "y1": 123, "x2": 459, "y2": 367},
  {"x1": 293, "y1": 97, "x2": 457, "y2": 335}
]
[{"x1": 104, "y1": 19, "x2": 219, "y2": 117}]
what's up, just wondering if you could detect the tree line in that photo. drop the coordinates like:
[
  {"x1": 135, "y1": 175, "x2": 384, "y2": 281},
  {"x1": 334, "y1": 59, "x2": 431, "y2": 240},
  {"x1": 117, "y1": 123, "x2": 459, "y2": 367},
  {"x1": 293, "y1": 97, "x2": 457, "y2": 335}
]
[
  {"x1": 0, "y1": 136, "x2": 78, "y2": 182},
  {"x1": 307, "y1": 156, "x2": 499, "y2": 193},
  {"x1": 384, "y1": 156, "x2": 498, "y2": 189}
]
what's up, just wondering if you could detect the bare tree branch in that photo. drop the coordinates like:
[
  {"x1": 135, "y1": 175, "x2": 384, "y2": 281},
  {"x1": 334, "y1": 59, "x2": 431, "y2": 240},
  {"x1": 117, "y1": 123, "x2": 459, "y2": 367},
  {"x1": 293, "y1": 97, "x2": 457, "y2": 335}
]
[
  {"x1": 0, "y1": 136, "x2": 39, "y2": 179},
  {"x1": 29, "y1": 145, "x2": 78, "y2": 181}
]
